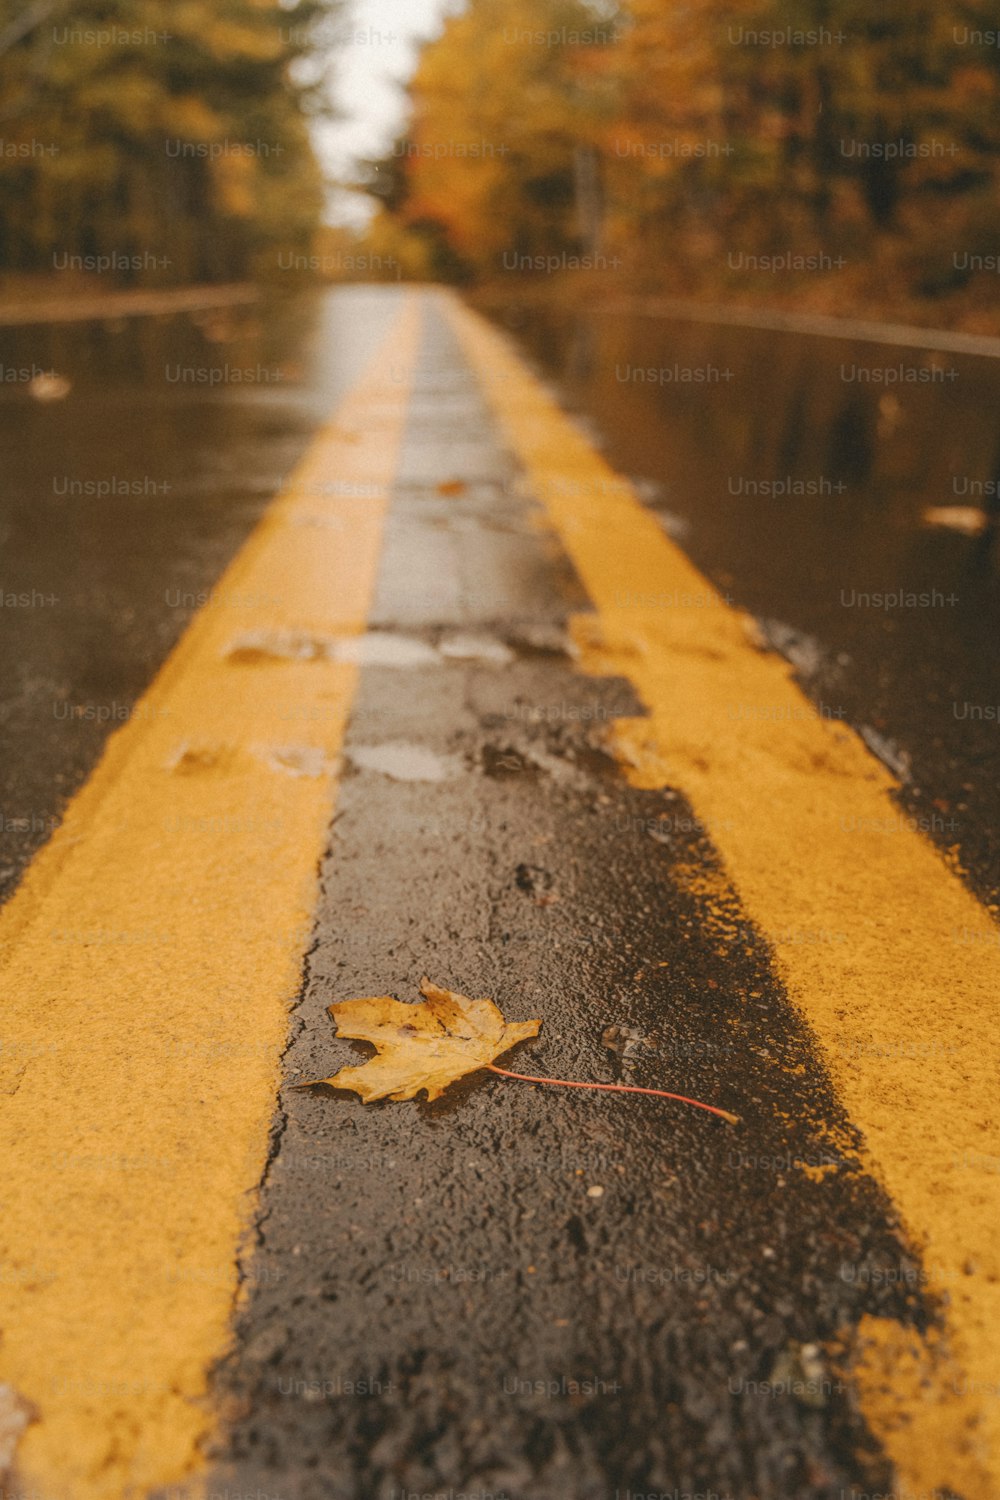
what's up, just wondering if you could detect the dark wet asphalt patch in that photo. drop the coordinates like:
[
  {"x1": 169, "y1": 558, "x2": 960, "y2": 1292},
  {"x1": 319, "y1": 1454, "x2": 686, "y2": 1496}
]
[
  {"x1": 0, "y1": 289, "x2": 404, "y2": 905},
  {"x1": 473, "y1": 294, "x2": 1000, "y2": 915},
  {"x1": 202, "y1": 300, "x2": 936, "y2": 1500}
]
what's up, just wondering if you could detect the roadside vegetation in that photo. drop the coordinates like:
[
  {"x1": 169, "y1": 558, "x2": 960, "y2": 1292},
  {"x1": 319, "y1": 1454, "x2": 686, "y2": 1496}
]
[
  {"x1": 0, "y1": 0, "x2": 336, "y2": 295},
  {"x1": 362, "y1": 0, "x2": 1000, "y2": 332},
  {"x1": 5, "y1": 0, "x2": 1000, "y2": 330}
]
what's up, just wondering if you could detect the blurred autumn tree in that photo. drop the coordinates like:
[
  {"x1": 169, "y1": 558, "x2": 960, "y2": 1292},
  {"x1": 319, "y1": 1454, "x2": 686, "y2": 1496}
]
[
  {"x1": 367, "y1": 0, "x2": 1000, "y2": 315},
  {"x1": 0, "y1": 0, "x2": 337, "y2": 284},
  {"x1": 362, "y1": 0, "x2": 619, "y2": 281}
]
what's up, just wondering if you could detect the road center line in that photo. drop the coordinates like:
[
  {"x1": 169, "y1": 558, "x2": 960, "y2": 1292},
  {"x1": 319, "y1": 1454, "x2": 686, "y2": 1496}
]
[
  {"x1": 447, "y1": 290, "x2": 1000, "y2": 1500},
  {"x1": 0, "y1": 293, "x2": 422, "y2": 1499}
]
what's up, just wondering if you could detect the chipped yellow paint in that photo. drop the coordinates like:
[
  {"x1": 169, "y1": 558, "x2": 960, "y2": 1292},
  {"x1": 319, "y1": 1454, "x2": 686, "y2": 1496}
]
[
  {"x1": 0, "y1": 293, "x2": 422, "y2": 1498},
  {"x1": 447, "y1": 292, "x2": 1000, "y2": 1499}
]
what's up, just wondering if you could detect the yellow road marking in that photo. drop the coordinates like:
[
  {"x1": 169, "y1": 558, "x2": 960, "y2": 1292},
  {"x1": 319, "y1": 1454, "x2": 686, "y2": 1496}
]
[
  {"x1": 447, "y1": 291, "x2": 1000, "y2": 1499},
  {"x1": 0, "y1": 293, "x2": 422, "y2": 1498}
]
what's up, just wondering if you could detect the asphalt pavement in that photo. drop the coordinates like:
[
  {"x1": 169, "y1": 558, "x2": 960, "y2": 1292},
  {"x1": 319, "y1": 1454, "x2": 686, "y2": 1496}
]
[
  {"x1": 202, "y1": 300, "x2": 951, "y2": 1500},
  {"x1": 1, "y1": 286, "x2": 998, "y2": 1500}
]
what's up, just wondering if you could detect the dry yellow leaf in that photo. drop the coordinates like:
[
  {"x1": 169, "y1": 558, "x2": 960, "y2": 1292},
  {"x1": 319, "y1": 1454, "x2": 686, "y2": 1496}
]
[{"x1": 310, "y1": 977, "x2": 542, "y2": 1103}]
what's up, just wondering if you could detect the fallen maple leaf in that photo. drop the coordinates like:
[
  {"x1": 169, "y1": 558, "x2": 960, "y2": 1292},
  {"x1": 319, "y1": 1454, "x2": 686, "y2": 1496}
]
[
  {"x1": 306, "y1": 978, "x2": 739, "y2": 1122},
  {"x1": 309, "y1": 977, "x2": 541, "y2": 1102}
]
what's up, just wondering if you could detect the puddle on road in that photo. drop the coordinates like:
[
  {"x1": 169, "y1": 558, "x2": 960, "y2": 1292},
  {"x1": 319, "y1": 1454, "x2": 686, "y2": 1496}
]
[
  {"x1": 226, "y1": 630, "x2": 331, "y2": 664},
  {"x1": 333, "y1": 634, "x2": 439, "y2": 668},
  {"x1": 226, "y1": 628, "x2": 519, "y2": 670},
  {"x1": 255, "y1": 744, "x2": 336, "y2": 779},
  {"x1": 347, "y1": 743, "x2": 466, "y2": 783},
  {"x1": 438, "y1": 633, "x2": 515, "y2": 666},
  {"x1": 167, "y1": 740, "x2": 337, "y2": 778}
]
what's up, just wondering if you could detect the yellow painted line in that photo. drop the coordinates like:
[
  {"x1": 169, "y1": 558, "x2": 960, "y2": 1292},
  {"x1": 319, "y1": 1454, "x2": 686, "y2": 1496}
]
[
  {"x1": 446, "y1": 291, "x2": 1000, "y2": 1500},
  {"x1": 0, "y1": 292, "x2": 422, "y2": 1498}
]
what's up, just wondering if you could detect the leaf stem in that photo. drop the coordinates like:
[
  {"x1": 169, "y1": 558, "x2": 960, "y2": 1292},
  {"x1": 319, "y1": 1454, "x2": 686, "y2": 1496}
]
[{"x1": 485, "y1": 1064, "x2": 739, "y2": 1124}]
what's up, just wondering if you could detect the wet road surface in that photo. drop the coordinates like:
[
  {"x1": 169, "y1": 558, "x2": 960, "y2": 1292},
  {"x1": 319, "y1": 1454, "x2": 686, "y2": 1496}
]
[
  {"x1": 0, "y1": 286, "x2": 998, "y2": 1500},
  {"x1": 3, "y1": 287, "x2": 999, "y2": 916},
  {"x1": 202, "y1": 298, "x2": 919, "y2": 1500},
  {"x1": 0, "y1": 288, "x2": 400, "y2": 899},
  {"x1": 475, "y1": 292, "x2": 1000, "y2": 912}
]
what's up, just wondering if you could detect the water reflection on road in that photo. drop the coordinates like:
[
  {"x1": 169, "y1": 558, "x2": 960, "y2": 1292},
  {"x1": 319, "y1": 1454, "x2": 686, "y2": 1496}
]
[
  {"x1": 0, "y1": 287, "x2": 400, "y2": 898},
  {"x1": 2, "y1": 285, "x2": 999, "y2": 911},
  {"x1": 478, "y1": 294, "x2": 1000, "y2": 907}
]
